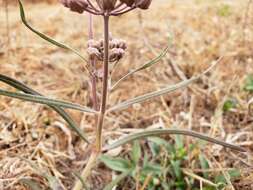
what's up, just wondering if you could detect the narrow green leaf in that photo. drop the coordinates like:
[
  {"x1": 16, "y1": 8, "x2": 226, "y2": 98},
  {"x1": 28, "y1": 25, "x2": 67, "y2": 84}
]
[
  {"x1": 0, "y1": 89, "x2": 97, "y2": 113},
  {"x1": 214, "y1": 169, "x2": 240, "y2": 186},
  {"x1": 170, "y1": 160, "x2": 182, "y2": 180},
  {"x1": 0, "y1": 74, "x2": 89, "y2": 143},
  {"x1": 199, "y1": 154, "x2": 210, "y2": 179},
  {"x1": 175, "y1": 135, "x2": 184, "y2": 149},
  {"x1": 142, "y1": 163, "x2": 162, "y2": 175},
  {"x1": 19, "y1": 179, "x2": 42, "y2": 190},
  {"x1": 103, "y1": 170, "x2": 131, "y2": 190},
  {"x1": 18, "y1": 0, "x2": 87, "y2": 63},
  {"x1": 148, "y1": 137, "x2": 173, "y2": 153},
  {"x1": 100, "y1": 155, "x2": 133, "y2": 172},
  {"x1": 111, "y1": 45, "x2": 170, "y2": 90},
  {"x1": 131, "y1": 141, "x2": 141, "y2": 164},
  {"x1": 103, "y1": 129, "x2": 245, "y2": 152},
  {"x1": 244, "y1": 75, "x2": 253, "y2": 92},
  {"x1": 109, "y1": 58, "x2": 222, "y2": 112}
]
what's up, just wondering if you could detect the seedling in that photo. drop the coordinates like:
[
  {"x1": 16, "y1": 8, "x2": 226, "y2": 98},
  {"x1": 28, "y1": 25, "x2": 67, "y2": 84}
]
[{"x1": 0, "y1": 0, "x2": 246, "y2": 189}]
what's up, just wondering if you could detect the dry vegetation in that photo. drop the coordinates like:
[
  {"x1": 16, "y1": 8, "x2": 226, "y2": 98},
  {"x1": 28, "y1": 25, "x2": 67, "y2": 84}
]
[{"x1": 0, "y1": 0, "x2": 253, "y2": 189}]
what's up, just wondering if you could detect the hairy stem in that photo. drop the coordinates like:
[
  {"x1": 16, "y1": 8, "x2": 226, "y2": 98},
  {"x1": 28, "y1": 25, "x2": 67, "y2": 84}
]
[{"x1": 72, "y1": 15, "x2": 110, "y2": 190}]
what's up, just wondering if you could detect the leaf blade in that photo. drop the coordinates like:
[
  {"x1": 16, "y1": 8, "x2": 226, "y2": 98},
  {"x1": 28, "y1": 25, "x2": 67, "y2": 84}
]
[
  {"x1": 111, "y1": 45, "x2": 170, "y2": 90},
  {"x1": 109, "y1": 58, "x2": 222, "y2": 112},
  {"x1": 0, "y1": 89, "x2": 97, "y2": 113},
  {"x1": 18, "y1": 0, "x2": 88, "y2": 63},
  {"x1": 103, "y1": 129, "x2": 245, "y2": 152},
  {"x1": 100, "y1": 155, "x2": 133, "y2": 172},
  {"x1": 0, "y1": 74, "x2": 89, "y2": 143}
]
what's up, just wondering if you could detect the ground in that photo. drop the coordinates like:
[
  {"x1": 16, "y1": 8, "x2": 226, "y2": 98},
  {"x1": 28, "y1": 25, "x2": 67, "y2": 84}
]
[{"x1": 0, "y1": 0, "x2": 253, "y2": 189}]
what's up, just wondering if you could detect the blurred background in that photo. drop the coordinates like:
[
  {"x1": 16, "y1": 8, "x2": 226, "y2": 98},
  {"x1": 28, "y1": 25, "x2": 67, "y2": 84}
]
[{"x1": 0, "y1": 0, "x2": 253, "y2": 189}]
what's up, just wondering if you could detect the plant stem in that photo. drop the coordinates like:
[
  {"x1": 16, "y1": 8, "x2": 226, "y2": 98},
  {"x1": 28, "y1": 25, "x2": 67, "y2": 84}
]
[
  {"x1": 72, "y1": 15, "x2": 110, "y2": 190},
  {"x1": 88, "y1": 13, "x2": 99, "y2": 111},
  {"x1": 95, "y1": 15, "x2": 110, "y2": 152}
]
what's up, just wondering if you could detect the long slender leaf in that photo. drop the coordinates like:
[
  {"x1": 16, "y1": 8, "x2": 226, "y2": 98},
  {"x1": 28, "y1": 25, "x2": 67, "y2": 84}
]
[
  {"x1": 103, "y1": 170, "x2": 132, "y2": 190},
  {"x1": 108, "y1": 58, "x2": 222, "y2": 112},
  {"x1": 0, "y1": 74, "x2": 89, "y2": 143},
  {"x1": 110, "y1": 45, "x2": 170, "y2": 90},
  {"x1": 18, "y1": 0, "x2": 87, "y2": 63},
  {"x1": 103, "y1": 129, "x2": 246, "y2": 152},
  {"x1": 0, "y1": 89, "x2": 97, "y2": 113}
]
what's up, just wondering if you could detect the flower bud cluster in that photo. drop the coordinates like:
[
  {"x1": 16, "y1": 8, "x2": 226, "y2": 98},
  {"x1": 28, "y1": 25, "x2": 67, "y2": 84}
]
[
  {"x1": 60, "y1": 0, "x2": 153, "y2": 16},
  {"x1": 87, "y1": 38, "x2": 127, "y2": 62}
]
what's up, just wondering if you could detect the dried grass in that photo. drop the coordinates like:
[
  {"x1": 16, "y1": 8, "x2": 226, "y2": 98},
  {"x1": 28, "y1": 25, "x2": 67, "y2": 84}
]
[{"x1": 0, "y1": 0, "x2": 253, "y2": 189}]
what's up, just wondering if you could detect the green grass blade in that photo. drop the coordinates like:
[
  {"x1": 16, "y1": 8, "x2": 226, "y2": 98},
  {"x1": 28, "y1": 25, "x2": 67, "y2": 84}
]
[
  {"x1": 109, "y1": 58, "x2": 222, "y2": 112},
  {"x1": 0, "y1": 89, "x2": 97, "y2": 113},
  {"x1": 103, "y1": 170, "x2": 131, "y2": 190},
  {"x1": 103, "y1": 129, "x2": 246, "y2": 152},
  {"x1": 18, "y1": 0, "x2": 87, "y2": 63},
  {"x1": 111, "y1": 45, "x2": 170, "y2": 91},
  {"x1": 0, "y1": 74, "x2": 89, "y2": 143}
]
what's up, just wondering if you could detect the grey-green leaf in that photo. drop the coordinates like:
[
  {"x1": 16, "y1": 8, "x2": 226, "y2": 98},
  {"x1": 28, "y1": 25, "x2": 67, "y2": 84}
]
[
  {"x1": 199, "y1": 154, "x2": 210, "y2": 179},
  {"x1": 131, "y1": 140, "x2": 141, "y2": 164},
  {"x1": 100, "y1": 155, "x2": 133, "y2": 172},
  {"x1": 0, "y1": 74, "x2": 89, "y2": 143},
  {"x1": 108, "y1": 58, "x2": 221, "y2": 112},
  {"x1": 0, "y1": 89, "x2": 96, "y2": 113},
  {"x1": 18, "y1": 0, "x2": 87, "y2": 63},
  {"x1": 103, "y1": 129, "x2": 245, "y2": 152},
  {"x1": 111, "y1": 45, "x2": 170, "y2": 90}
]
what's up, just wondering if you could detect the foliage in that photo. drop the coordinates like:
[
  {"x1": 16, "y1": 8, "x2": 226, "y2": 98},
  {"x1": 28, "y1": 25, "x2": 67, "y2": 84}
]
[
  {"x1": 101, "y1": 137, "x2": 241, "y2": 190},
  {"x1": 244, "y1": 75, "x2": 253, "y2": 93},
  {"x1": 223, "y1": 98, "x2": 237, "y2": 112}
]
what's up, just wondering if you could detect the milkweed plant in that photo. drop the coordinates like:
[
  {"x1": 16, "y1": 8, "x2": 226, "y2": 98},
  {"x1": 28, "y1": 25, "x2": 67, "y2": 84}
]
[{"x1": 0, "y1": 0, "x2": 246, "y2": 189}]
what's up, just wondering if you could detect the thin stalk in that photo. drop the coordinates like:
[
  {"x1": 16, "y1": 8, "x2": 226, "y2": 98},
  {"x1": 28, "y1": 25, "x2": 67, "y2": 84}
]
[
  {"x1": 95, "y1": 15, "x2": 110, "y2": 152},
  {"x1": 72, "y1": 15, "x2": 110, "y2": 190},
  {"x1": 88, "y1": 13, "x2": 99, "y2": 111}
]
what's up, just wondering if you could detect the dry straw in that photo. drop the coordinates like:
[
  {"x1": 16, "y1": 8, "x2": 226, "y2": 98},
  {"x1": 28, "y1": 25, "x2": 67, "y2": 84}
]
[{"x1": 0, "y1": 0, "x2": 246, "y2": 189}]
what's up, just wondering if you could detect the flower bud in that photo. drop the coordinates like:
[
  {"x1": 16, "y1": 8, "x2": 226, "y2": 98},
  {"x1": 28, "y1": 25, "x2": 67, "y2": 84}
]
[
  {"x1": 120, "y1": 0, "x2": 135, "y2": 7},
  {"x1": 136, "y1": 0, "x2": 152, "y2": 9},
  {"x1": 109, "y1": 48, "x2": 125, "y2": 61},
  {"x1": 118, "y1": 40, "x2": 127, "y2": 50},
  {"x1": 87, "y1": 39, "x2": 101, "y2": 49},
  {"x1": 60, "y1": 0, "x2": 88, "y2": 14},
  {"x1": 87, "y1": 47, "x2": 102, "y2": 60},
  {"x1": 98, "y1": 0, "x2": 117, "y2": 11}
]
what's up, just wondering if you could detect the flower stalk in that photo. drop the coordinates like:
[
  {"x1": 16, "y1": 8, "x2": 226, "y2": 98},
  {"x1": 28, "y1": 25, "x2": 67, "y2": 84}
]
[
  {"x1": 95, "y1": 15, "x2": 110, "y2": 152},
  {"x1": 73, "y1": 14, "x2": 110, "y2": 190}
]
